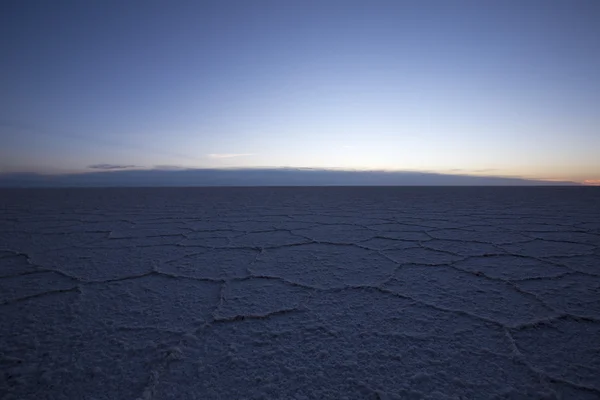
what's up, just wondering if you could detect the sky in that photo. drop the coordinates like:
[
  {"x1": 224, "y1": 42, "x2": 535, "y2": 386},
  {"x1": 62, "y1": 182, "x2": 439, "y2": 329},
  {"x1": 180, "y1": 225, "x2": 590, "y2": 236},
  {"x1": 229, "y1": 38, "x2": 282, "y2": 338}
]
[{"x1": 1, "y1": 0, "x2": 599, "y2": 184}]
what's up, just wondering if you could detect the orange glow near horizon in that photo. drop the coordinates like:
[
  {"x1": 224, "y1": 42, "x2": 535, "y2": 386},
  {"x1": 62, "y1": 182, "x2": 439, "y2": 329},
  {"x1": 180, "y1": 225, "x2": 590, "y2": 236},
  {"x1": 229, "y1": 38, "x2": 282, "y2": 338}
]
[{"x1": 583, "y1": 179, "x2": 600, "y2": 186}]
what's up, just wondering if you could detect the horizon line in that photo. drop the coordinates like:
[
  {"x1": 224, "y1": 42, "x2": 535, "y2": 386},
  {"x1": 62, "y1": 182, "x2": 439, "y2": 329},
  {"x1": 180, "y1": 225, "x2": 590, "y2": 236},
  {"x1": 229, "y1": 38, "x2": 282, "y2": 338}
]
[
  {"x1": 0, "y1": 167, "x2": 588, "y2": 187},
  {"x1": 0, "y1": 166, "x2": 587, "y2": 184}
]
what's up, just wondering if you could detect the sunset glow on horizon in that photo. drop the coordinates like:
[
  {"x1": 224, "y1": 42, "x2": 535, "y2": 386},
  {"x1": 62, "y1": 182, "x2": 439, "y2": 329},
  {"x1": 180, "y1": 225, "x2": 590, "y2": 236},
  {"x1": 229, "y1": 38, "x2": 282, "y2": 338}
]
[{"x1": 1, "y1": 1, "x2": 599, "y2": 185}]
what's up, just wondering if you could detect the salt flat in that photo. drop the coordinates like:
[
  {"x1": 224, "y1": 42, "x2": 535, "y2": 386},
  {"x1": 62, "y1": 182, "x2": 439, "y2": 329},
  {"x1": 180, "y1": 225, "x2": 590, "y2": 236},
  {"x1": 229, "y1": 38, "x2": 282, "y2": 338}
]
[{"x1": 1, "y1": 187, "x2": 599, "y2": 400}]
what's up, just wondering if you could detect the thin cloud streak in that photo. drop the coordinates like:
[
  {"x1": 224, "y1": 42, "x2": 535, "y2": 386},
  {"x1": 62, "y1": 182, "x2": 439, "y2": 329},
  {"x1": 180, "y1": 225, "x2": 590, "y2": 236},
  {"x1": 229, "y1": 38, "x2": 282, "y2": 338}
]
[
  {"x1": 153, "y1": 165, "x2": 189, "y2": 170},
  {"x1": 88, "y1": 164, "x2": 139, "y2": 170}
]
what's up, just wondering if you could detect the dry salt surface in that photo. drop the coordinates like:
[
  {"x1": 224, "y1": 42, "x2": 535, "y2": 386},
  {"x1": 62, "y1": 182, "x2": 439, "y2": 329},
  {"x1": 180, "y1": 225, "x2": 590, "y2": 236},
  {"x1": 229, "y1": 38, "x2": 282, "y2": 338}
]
[{"x1": 1, "y1": 187, "x2": 599, "y2": 400}]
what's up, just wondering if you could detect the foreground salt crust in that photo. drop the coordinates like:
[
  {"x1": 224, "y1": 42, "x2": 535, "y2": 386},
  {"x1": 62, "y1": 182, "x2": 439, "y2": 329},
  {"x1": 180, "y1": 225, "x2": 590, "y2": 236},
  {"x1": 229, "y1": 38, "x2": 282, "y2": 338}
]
[{"x1": 1, "y1": 187, "x2": 599, "y2": 399}]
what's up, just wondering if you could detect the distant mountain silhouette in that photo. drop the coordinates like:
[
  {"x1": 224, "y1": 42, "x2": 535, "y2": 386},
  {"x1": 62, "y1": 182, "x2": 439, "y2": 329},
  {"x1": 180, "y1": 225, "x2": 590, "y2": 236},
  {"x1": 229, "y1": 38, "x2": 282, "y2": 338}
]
[{"x1": 0, "y1": 168, "x2": 579, "y2": 187}]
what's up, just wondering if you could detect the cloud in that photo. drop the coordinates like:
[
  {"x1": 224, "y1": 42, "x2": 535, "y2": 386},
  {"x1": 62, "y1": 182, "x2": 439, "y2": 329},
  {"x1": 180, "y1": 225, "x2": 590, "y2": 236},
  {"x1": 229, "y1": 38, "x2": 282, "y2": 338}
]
[
  {"x1": 583, "y1": 179, "x2": 600, "y2": 186},
  {"x1": 207, "y1": 153, "x2": 254, "y2": 159},
  {"x1": 88, "y1": 164, "x2": 139, "y2": 170},
  {"x1": 153, "y1": 165, "x2": 188, "y2": 170}
]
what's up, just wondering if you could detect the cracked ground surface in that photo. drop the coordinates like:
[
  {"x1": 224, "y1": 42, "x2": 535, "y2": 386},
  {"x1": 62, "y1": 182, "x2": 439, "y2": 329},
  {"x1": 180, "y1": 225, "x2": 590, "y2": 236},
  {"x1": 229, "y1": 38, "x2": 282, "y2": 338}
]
[{"x1": 1, "y1": 187, "x2": 599, "y2": 399}]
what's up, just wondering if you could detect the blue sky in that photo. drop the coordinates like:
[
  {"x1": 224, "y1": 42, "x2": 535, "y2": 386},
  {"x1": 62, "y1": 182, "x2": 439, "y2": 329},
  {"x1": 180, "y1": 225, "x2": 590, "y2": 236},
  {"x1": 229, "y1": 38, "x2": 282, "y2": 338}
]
[{"x1": 1, "y1": 0, "x2": 599, "y2": 184}]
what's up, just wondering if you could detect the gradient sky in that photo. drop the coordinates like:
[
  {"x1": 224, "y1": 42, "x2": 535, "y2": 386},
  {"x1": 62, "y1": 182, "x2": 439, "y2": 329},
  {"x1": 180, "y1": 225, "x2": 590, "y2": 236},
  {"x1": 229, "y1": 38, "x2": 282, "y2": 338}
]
[{"x1": 1, "y1": 0, "x2": 599, "y2": 183}]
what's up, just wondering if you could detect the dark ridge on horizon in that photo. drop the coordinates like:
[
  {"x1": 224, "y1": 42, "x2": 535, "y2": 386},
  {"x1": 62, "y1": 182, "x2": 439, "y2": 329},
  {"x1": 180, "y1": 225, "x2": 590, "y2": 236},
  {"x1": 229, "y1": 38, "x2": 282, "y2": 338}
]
[{"x1": 0, "y1": 168, "x2": 579, "y2": 188}]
